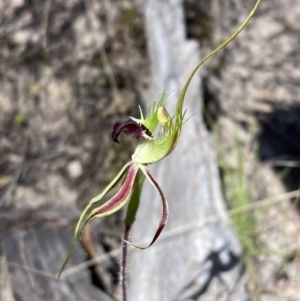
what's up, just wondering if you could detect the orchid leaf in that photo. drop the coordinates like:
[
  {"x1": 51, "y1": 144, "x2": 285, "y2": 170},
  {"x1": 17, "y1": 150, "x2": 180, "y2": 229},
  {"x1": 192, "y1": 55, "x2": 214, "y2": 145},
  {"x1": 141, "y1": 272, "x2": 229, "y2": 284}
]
[{"x1": 58, "y1": 161, "x2": 133, "y2": 278}]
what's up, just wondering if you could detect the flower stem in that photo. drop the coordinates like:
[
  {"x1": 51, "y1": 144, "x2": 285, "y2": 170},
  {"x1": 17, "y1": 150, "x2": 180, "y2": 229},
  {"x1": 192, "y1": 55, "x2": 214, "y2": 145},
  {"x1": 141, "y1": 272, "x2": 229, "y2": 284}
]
[{"x1": 120, "y1": 224, "x2": 131, "y2": 301}]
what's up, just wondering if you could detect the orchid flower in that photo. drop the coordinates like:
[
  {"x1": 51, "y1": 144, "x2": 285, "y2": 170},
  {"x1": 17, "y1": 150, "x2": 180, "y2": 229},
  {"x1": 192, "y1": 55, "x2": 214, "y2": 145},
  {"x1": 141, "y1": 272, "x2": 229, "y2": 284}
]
[{"x1": 58, "y1": 0, "x2": 260, "y2": 279}]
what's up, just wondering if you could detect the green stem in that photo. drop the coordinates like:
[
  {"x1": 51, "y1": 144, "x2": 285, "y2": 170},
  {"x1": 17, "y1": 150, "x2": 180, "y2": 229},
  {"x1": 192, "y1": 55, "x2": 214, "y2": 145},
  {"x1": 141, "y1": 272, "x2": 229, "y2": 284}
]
[
  {"x1": 120, "y1": 224, "x2": 131, "y2": 301},
  {"x1": 120, "y1": 169, "x2": 145, "y2": 300}
]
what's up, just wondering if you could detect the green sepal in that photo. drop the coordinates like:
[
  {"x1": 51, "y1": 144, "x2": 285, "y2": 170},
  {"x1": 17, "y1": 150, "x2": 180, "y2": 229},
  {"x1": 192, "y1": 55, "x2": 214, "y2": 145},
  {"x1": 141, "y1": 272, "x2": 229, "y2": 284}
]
[
  {"x1": 125, "y1": 169, "x2": 145, "y2": 226},
  {"x1": 58, "y1": 161, "x2": 133, "y2": 279}
]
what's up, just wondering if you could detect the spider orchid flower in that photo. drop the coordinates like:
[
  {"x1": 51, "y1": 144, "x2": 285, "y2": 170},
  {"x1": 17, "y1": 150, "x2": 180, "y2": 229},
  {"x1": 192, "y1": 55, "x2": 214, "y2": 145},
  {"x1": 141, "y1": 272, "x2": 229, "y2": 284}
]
[{"x1": 58, "y1": 0, "x2": 260, "y2": 279}]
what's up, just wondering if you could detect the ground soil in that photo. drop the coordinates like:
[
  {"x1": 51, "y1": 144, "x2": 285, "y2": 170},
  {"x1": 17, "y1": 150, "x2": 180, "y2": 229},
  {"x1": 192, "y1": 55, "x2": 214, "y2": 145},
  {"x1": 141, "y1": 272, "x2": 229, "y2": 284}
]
[{"x1": 0, "y1": 1, "x2": 148, "y2": 298}]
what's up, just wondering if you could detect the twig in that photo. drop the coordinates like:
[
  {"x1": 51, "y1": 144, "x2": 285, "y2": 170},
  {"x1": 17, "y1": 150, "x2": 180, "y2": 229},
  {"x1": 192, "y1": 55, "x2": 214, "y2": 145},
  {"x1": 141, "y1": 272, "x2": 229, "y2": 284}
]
[
  {"x1": 0, "y1": 156, "x2": 24, "y2": 207},
  {"x1": 42, "y1": 0, "x2": 52, "y2": 49},
  {"x1": 59, "y1": 188, "x2": 300, "y2": 278},
  {"x1": 267, "y1": 160, "x2": 300, "y2": 168},
  {"x1": 83, "y1": 0, "x2": 123, "y2": 115},
  {"x1": 3, "y1": 189, "x2": 299, "y2": 282}
]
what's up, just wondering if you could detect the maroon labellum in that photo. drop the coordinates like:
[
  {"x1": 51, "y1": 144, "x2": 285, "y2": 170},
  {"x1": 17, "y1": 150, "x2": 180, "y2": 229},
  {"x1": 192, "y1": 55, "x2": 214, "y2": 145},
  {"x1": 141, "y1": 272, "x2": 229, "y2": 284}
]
[{"x1": 112, "y1": 119, "x2": 152, "y2": 143}]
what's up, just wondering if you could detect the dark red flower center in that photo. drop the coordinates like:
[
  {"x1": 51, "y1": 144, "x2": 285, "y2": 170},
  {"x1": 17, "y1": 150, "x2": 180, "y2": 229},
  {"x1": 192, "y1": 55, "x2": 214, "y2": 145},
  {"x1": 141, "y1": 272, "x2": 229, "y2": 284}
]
[{"x1": 112, "y1": 119, "x2": 152, "y2": 143}]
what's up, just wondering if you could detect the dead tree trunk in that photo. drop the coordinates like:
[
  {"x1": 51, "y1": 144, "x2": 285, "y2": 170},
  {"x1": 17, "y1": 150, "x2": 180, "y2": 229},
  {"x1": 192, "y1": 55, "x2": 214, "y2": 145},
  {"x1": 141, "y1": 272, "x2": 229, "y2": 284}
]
[{"x1": 128, "y1": 0, "x2": 247, "y2": 300}]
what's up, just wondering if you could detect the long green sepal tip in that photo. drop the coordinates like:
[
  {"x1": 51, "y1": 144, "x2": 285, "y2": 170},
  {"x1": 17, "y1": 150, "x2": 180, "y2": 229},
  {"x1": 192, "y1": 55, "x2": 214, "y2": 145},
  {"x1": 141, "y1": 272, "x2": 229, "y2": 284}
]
[{"x1": 176, "y1": 0, "x2": 260, "y2": 125}]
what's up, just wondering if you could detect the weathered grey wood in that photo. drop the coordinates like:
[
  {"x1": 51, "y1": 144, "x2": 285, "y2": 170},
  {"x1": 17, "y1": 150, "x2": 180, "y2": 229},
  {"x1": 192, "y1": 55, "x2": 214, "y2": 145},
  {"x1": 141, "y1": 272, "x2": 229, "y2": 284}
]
[
  {"x1": 0, "y1": 208, "x2": 113, "y2": 301},
  {"x1": 128, "y1": 0, "x2": 247, "y2": 300}
]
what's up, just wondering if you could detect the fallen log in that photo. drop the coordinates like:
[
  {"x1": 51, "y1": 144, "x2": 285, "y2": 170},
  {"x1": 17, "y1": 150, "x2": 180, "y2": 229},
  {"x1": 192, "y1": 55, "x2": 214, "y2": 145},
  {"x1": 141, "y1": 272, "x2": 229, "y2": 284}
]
[{"x1": 128, "y1": 0, "x2": 247, "y2": 300}]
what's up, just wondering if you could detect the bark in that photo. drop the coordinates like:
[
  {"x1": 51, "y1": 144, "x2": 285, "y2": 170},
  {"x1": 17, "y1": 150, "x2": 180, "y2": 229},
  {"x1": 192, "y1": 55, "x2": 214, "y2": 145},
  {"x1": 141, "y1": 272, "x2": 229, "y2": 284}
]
[{"x1": 128, "y1": 0, "x2": 247, "y2": 300}]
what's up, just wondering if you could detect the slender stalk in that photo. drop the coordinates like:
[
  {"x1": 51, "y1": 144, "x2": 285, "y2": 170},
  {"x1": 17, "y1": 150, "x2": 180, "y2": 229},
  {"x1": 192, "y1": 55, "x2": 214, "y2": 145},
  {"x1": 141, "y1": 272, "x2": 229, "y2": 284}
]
[
  {"x1": 120, "y1": 169, "x2": 144, "y2": 300},
  {"x1": 120, "y1": 224, "x2": 131, "y2": 301}
]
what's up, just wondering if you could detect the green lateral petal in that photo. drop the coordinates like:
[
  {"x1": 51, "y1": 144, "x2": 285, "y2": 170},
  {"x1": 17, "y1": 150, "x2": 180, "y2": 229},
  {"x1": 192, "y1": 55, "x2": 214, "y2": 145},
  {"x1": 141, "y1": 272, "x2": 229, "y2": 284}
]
[
  {"x1": 124, "y1": 165, "x2": 169, "y2": 249},
  {"x1": 58, "y1": 161, "x2": 133, "y2": 279}
]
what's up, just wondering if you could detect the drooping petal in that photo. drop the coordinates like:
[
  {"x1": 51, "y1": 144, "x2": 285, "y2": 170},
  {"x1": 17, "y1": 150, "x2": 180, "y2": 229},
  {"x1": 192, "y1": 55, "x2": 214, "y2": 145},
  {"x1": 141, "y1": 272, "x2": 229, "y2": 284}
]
[
  {"x1": 58, "y1": 161, "x2": 133, "y2": 279},
  {"x1": 80, "y1": 163, "x2": 140, "y2": 232},
  {"x1": 124, "y1": 165, "x2": 169, "y2": 249},
  {"x1": 112, "y1": 119, "x2": 152, "y2": 143}
]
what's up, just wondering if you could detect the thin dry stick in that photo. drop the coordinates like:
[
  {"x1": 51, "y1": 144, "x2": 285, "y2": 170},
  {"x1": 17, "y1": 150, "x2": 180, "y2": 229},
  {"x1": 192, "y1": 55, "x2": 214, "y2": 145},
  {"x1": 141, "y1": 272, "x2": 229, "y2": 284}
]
[
  {"x1": 100, "y1": 47, "x2": 121, "y2": 100},
  {"x1": 41, "y1": 0, "x2": 52, "y2": 49},
  {"x1": 267, "y1": 160, "x2": 300, "y2": 168},
  {"x1": 3, "y1": 189, "x2": 299, "y2": 281},
  {"x1": 59, "y1": 188, "x2": 300, "y2": 279},
  {"x1": 83, "y1": 0, "x2": 121, "y2": 102},
  {"x1": 4, "y1": 262, "x2": 57, "y2": 279},
  {"x1": 1, "y1": 156, "x2": 24, "y2": 207}
]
